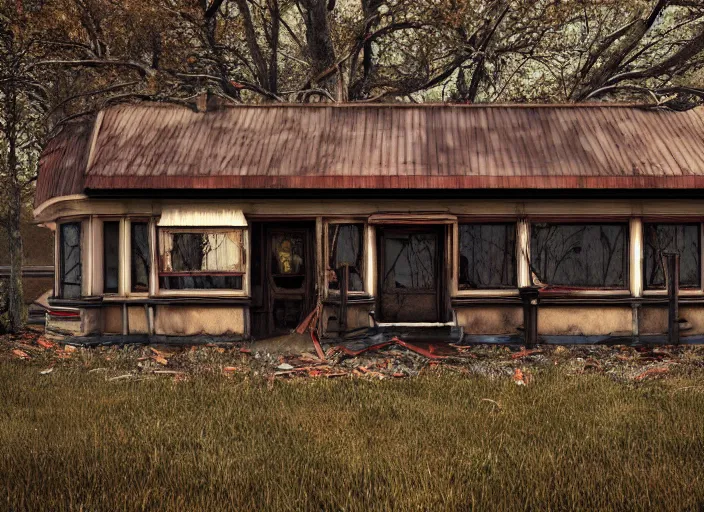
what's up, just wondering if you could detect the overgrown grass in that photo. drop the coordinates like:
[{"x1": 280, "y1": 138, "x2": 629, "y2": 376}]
[{"x1": 2, "y1": 362, "x2": 704, "y2": 511}]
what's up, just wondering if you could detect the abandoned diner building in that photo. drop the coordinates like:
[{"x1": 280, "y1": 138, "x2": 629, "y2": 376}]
[{"x1": 33, "y1": 102, "x2": 704, "y2": 343}]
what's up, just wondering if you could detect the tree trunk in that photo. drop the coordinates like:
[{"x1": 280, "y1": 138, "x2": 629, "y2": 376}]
[{"x1": 3, "y1": 80, "x2": 25, "y2": 333}]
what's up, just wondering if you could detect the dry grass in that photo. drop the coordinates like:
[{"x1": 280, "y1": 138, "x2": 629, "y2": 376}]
[{"x1": 3, "y1": 360, "x2": 704, "y2": 511}]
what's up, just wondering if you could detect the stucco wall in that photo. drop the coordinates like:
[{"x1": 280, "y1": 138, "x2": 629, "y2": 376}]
[
  {"x1": 456, "y1": 306, "x2": 522, "y2": 335},
  {"x1": 154, "y1": 305, "x2": 245, "y2": 336},
  {"x1": 538, "y1": 306, "x2": 632, "y2": 336}
]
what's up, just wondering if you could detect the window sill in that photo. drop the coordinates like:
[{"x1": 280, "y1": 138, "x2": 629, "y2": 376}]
[
  {"x1": 157, "y1": 290, "x2": 247, "y2": 297},
  {"x1": 455, "y1": 289, "x2": 519, "y2": 297},
  {"x1": 642, "y1": 289, "x2": 704, "y2": 297}
]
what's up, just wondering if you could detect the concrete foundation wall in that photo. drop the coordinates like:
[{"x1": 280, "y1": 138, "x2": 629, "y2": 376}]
[
  {"x1": 154, "y1": 305, "x2": 245, "y2": 336},
  {"x1": 640, "y1": 306, "x2": 704, "y2": 335},
  {"x1": 538, "y1": 306, "x2": 632, "y2": 336},
  {"x1": 456, "y1": 306, "x2": 523, "y2": 335}
]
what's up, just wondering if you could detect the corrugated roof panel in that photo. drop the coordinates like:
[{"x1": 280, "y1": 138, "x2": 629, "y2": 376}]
[{"x1": 34, "y1": 103, "x2": 704, "y2": 208}]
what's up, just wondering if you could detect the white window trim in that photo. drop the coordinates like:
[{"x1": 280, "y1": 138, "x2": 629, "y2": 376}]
[
  {"x1": 324, "y1": 219, "x2": 369, "y2": 298},
  {"x1": 155, "y1": 226, "x2": 250, "y2": 298}
]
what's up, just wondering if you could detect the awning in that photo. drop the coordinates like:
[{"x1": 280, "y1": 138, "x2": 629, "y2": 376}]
[
  {"x1": 367, "y1": 213, "x2": 457, "y2": 225},
  {"x1": 158, "y1": 206, "x2": 248, "y2": 227}
]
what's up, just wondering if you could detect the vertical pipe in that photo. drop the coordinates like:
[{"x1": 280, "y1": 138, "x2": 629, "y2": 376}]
[
  {"x1": 664, "y1": 252, "x2": 680, "y2": 345},
  {"x1": 519, "y1": 286, "x2": 540, "y2": 348},
  {"x1": 122, "y1": 302, "x2": 129, "y2": 336},
  {"x1": 339, "y1": 264, "x2": 349, "y2": 333}
]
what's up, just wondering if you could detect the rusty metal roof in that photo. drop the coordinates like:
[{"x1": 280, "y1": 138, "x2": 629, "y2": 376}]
[
  {"x1": 34, "y1": 119, "x2": 93, "y2": 208},
  {"x1": 36, "y1": 103, "x2": 704, "y2": 206}
]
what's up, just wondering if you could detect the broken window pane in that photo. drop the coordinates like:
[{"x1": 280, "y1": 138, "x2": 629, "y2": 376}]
[
  {"x1": 103, "y1": 221, "x2": 119, "y2": 293},
  {"x1": 328, "y1": 224, "x2": 364, "y2": 292},
  {"x1": 530, "y1": 223, "x2": 628, "y2": 288},
  {"x1": 459, "y1": 223, "x2": 516, "y2": 289},
  {"x1": 383, "y1": 233, "x2": 436, "y2": 291},
  {"x1": 60, "y1": 222, "x2": 81, "y2": 298},
  {"x1": 644, "y1": 223, "x2": 700, "y2": 289},
  {"x1": 131, "y1": 222, "x2": 150, "y2": 293},
  {"x1": 158, "y1": 229, "x2": 245, "y2": 290}
]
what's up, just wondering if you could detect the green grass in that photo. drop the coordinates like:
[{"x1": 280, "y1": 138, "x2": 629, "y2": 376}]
[{"x1": 2, "y1": 362, "x2": 704, "y2": 511}]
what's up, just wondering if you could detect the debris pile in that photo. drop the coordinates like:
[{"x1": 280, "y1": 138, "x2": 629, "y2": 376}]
[{"x1": 0, "y1": 327, "x2": 701, "y2": 383}]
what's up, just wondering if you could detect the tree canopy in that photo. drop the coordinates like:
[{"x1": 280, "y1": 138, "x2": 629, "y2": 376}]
[{"x1": 0, "y1": 0, "x2": 703, "y2": 330}]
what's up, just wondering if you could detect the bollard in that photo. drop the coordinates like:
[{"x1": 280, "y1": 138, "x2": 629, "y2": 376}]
[
  {"x1": 662, "y1": 252, "x2": 680, "y2": 346},
  {"x1": 338, "y1": 264, "x2": 349, "y2": 334},
  {"x1": 519, "y1": 286, "x2": 540, "y2": 348}
]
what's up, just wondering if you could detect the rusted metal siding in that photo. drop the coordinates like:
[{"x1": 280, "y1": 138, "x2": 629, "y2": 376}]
[
  {"x1": 34, "y1": 120, "x2": 92, "y2": 208},
  {"x1": 37, "y1": 104, "x2": 704, "y2": 204}
]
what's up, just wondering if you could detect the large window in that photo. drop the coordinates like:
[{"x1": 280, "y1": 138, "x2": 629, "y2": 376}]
[
  {"x1": 103, "y1": 221, "x2": 119, "y2": 293},
  {"x1": 131, "y1": 222, "x2": 150, "y2": 293},
  {"x1": 530, "y1": 223, "x2": 628, "y2": 288},
  {"x1": 158, "y1": 229, "x2": 246, "y2": 290},
  {"x1": 59, "y1": 222, "x2": 82, "y2": 298},
  {"x1": 458, "y1": 223, "x2": 516, "y2": 289},
  {"x1": 328, "y1": 224, "x2": 364, "y2": 292},
  {"x1": 644, "y1": 223, "x2": 701, "y2": 289}
]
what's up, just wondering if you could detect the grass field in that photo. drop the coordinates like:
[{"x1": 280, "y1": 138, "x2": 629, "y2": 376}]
[{"x1": 3, "y1": 359, "x2": 704, "y2": 511}]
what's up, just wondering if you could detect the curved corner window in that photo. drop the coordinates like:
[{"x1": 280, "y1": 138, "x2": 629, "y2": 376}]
[
  {"x1": 59, "y1": 222, "x2": 82, "y2": 298},
  {"x1": 158, "y1": 228, "x2": 245, "y2": 290},
  {"x1": 131, "y1": 222, "x2": 150, "y2": 293}
]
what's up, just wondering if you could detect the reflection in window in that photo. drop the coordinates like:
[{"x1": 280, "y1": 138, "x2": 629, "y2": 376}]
[
  {"x1": 644, "y1": 223, "x2": 700, "y2": 289},
  {"x1": 530, "y1": 223, "x2": 628, "y2": 288},
  {"x1": 270, "y1": 234, "x2": 306, "y2": 290},
  {"x1": 459, "y1": 223, "x2": 516, "y2": 289},
  {"x1": 271, "y1": 235, "x2": 304, "y2": 275},
  {"x1": 383, "y1": 233, "x2": 436, "y2": 291},
  {"x1": 158, "y1": 229, "x2": 245, "y2": 290},
  {"x1": 60, "y1": 223, "x2": 82, "y2": 298},
  {"x1": 131, "y1": 222, "x2": 150, "y2": 293},
  {"x1": 328, "y1": 224, "x2": 364, "y2": 292},
  {"x1": 103, "y1": 221, "x2": 119, "y2": 293}
]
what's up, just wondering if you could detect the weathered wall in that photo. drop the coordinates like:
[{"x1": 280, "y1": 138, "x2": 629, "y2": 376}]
[
  {"x1": 322, "y1": 303, "x2": 373, "y2": 335},
  {"x1": 538, "y1": 306, "x2": 632, "y2": 336},
  {"x1": 154, "y1": 306, "x2": 245, "y2": 336},
  {"x1": 640, "y1": 306, "x2": 704, "y2": 335},
  {"x1": 456, "y1": 306, "x2": 523, "y2": 334}
]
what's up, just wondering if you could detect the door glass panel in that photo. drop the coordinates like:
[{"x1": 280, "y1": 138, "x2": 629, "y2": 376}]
[
  {"x1": 271, "y1": 234, "x2": 306, "y2": 289},
  {"x1": 383, "y1": 233, "x2": 436, "y2": 291}
]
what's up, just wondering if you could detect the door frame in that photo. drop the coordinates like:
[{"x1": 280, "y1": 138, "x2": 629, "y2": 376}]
[
  {"x1": 250, "y1": 220, "x2": 316, "y2": 338},
  {"x1": 376, "y1": 225, "x2": 448, "y2": 323}
]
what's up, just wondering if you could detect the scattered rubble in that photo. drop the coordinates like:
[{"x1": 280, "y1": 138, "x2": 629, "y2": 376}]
[{"x1": 1, "y1": 327, "x2": 704, "y2": 383}]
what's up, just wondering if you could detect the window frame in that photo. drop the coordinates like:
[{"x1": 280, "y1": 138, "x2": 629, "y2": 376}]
[
  {"x1": 58, "y1": 220, "x2": 83, "y2": 299},
  {"x1": 128, "y1": 218, "x2": 152, "y2": 296},
  {"x1": 528, "y1": 220, "x2": 631, "y2": 293},
  {"x1": 641, "y1": 219, "x2": 704, "y2": 296},
  {"x1": 156, "y1": 226, "x2": 249, "y2": 297},
  {"x1": 453, "y1": 218, "x2": 521, "y2": 297},
  {"x1": 102, "y1": 220, "x2": 120, "y2": 295},
  {"x1": 456, "y1": 221, "x2": 518, "y2": 292},
  {"x1": 324, "y1": 219, "x2": 368, "y2": 297}
]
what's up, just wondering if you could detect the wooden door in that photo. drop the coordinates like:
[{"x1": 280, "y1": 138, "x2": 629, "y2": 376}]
[{"x1": 378, "y1": 227, "x2": 444, "y2": 323}]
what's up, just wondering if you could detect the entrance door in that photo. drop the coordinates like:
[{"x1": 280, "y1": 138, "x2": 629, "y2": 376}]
[
  {"x1": 250, "y1": 222, "x2": 315, "y2": 338},
  {"x1": 378, "y1": 227, "x2": 444, "y2": 323}
]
